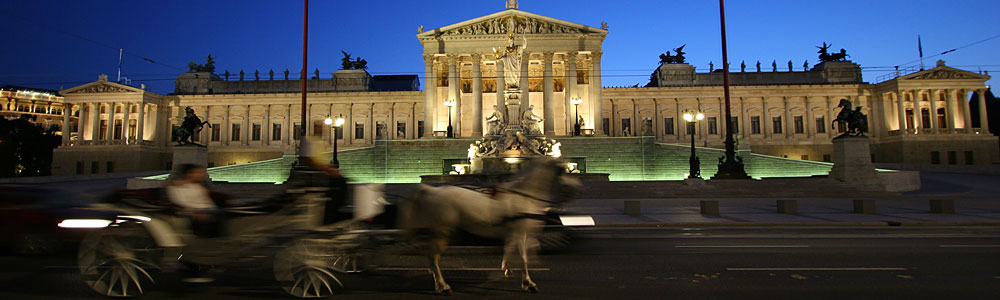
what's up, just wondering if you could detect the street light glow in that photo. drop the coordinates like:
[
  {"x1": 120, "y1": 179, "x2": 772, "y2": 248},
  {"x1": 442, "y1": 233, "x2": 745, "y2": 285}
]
[
  {"x1": 443, "y1": 99, "x2": 456, "y2": 107},
  {"x1": 570, "y1": 97, "x2": 583, "y2": 105}
]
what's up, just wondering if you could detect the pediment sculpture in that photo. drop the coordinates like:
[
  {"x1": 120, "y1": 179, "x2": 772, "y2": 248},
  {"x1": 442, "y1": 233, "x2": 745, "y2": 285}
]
[
  {"x1": 908, "y1": 69, "x2": 979, "y2": 80},
  {"x1": 74, "y1": 84, "x2": 133, "y2": 94},
  {"x1": 442, "y1": 15, "x2": 583, "y2": 36}
]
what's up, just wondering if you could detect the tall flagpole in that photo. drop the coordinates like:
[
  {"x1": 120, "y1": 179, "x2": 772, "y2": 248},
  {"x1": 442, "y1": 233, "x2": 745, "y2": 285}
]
[
  {"x1": 713, "y1": 0, "x2": 750, "y2": 179},
  {"x1": 299, "y1": 0, "x2": 309, "y2": 157}
]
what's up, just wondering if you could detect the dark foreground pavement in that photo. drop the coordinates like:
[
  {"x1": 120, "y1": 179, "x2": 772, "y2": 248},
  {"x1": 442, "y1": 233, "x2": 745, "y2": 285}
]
[{"x1": 1, "y1": 226, "x2": 999, "y2": 300}]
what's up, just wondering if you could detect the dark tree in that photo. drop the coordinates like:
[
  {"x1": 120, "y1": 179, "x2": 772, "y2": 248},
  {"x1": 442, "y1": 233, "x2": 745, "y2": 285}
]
[{"x1": 0, "y1": 117, "x2": 61, "y2": 177}]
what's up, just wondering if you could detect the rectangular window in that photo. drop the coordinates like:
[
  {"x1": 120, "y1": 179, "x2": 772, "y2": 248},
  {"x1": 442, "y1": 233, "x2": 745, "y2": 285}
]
[
  {"x1": 664, "y1": 117, "x2": 674, "y2": 135},
  {"x1": 376, "y1": 121, "x2": 386, "y2": 138},
  {"x1": 252, "y1": 123, "x2": 261, "y2": 141},
  {"x1": 312, "y1": 121, "x2": 324, "y2": 137},
  {"x1": 128, "y1": 119, "x2": 137, "y2": 140},
  {"x1": 823, "y1": 154, "x2": 831, "y2": 162},
  {"x1": 106, "y1": 161, "x2": 114, "y2": 173},
  {"x1": 91, "y1": 161, "x2": 99, "y2": 174},
  {"x1": 931, "y1": 151, "x2": 941, "y2": 164},
  {"x1": 231, "y1": 124, "x2": 241, "y2": 141},
  {"x1": 621, "y1": 118, "x2": 631, "y2": 136},
  {"x1": 937, "y1": 108, "x2": 947, "y2": 128},
  {"x1": 816, "y1": 117, "x2": 826, "y2": 133},
  {"x1": 707, "y1": 117, "x2": 718, "y2": 135},
  {"x1": 76, "y1": 162, "x2": 84, "y2": 174},
  {"x1": 602, "y1": 118, "x2": 610, "y2": 135},
  {"x1": 686, "y1": 120, "x2": 695, "y2": 135},
  {"x1": 801, "y1": 155, "x2": 809, "y2": 160},
  {"x1": 965, "y1": 151, "x2": 974, "y2": 165},
  {"x1": 99, "y1": 120, "x2": 108, "y2": 139},
  {"x1": 947, "y1": 151, "x2": 957, "y2": 165},
  {"x1": 355, "y1": 122, "x2": 365, "y2": 139},
  {"x1": 417, "y1": 121, "x2": 424, "y2": 138},
  {"x1": 751, "y1": 116, "x2": 761, "y2": 134},
  {"x1": 335, "y1": 127, "x2": 343, "y2": 140},
  {"x1": 905, "y1": 109, "x2": 914, "y2": 130},
  {"x1": 921, "y1": 108, "x2": 931, "y2": 129},
  {"x1": 772, "y1": 116, "x2": 783, "y2": 134},
  {"x1": 272, "y1": 123, "x2": 281, "y2": 141},
  {"x1": 794, "y1": 116, "x2": 804, "y2": 134},
  {"x1": 730, "y1": 116, "x2": 739, "y2": 134},
  {"x1": 397, "y1": 121, "x2": 406, "y2": 139},
  {"x1": 211, "y1": 124, "x2": 220, "y2": 141},
  {"x1": 293, "y1": 123, "x2": 302, "y2": 141}
]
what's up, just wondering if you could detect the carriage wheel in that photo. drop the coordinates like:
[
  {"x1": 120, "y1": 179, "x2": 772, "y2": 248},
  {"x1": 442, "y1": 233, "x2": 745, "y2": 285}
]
[
  {"x1": 274, "y1": 238, "x2": 345, "y2": 298},
  {"x1": 78, "y1": 223, "x2": 161, "y2": 298}
]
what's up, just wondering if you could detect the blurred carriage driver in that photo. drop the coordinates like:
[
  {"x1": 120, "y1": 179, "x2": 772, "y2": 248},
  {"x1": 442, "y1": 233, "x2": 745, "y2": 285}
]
[
  {"x1": 299, "y1": 136, "x2": 351, "y2": 223},
  {"x1": 167, "y1": 164, "x2": 223, "y2": 238}
]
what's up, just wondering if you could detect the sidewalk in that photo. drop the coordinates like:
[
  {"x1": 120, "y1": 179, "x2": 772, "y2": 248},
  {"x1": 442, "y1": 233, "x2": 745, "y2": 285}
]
[{"x1": 567, "y1": 172, "x2": 1000, "y2": 227}]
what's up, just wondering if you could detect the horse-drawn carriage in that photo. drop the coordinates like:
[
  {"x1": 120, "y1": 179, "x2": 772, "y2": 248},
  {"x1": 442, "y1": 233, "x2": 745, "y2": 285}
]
[{"x1": 72, "y1": 158, "x2": 588, "y2": 297}]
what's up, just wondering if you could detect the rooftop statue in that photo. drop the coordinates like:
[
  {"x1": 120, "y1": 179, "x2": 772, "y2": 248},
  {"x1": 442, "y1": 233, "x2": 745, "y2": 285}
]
[
  {"x1": 658, "y1": 44, "x2": 687, "y2": 64},
  {"x1": 187, "y1": 54, "x2": 216, "y2": 73},
  {"x1": 817, "y1": 42, "x2": 850, "y2": 62},
  {"x1": 173, "y1": 107, "x2": 211, "y2": 146},
  {"x1": 832, "y1": 98, "x2": 868, "y2": 137},
  {"x1": 340, "y1": 51, "x2": 369, "y2": 70}
]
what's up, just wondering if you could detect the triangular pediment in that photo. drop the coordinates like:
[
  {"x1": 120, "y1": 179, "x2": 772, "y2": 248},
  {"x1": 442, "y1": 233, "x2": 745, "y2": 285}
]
[
  {"x1": 61, "y1": 78, "x2": 145, "y2": 94},
  {"x1": 900, "y1": 66, "x2": 989, "y2": 81},
  {"x1": 417, "y1": 9, "x2": 607, "y2": 38}
]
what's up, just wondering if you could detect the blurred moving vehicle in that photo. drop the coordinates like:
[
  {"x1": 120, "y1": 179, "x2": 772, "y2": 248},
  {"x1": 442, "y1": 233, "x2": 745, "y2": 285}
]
[{"x1": 0, "y1": 185, "x2": 117, "y2": 255}]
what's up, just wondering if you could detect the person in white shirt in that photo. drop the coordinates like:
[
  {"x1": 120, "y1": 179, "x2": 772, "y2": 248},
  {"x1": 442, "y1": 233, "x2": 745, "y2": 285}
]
[{"x1": 166, "y1": 164, "x2": 223, "y2": 283}]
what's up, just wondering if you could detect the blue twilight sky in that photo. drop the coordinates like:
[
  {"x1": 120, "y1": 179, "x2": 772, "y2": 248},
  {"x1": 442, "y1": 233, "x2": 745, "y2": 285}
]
[{"x1": 1, "y1": 0, "x2": 998, "y2": 95}]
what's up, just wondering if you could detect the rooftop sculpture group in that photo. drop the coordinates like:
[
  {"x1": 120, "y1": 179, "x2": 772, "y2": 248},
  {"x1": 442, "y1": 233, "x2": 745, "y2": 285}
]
[
  {"x1": 187, "y1": 55, "x2": 216, "y2": 73},
  {"x1": 340, "y1": 51, "x2": 368, "y2": 70},
  {"x1": 658, "y1": 45, "x2": 687, "y2": 64},
  {"x1": 817, "y1": 42, "x2": 850, "y2": 62}
]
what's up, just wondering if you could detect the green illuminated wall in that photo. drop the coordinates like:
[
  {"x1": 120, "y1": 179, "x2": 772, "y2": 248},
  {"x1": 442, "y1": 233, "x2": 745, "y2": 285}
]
[{"x1": 144, "y1": 137, "x2": 836, "y2": 184}]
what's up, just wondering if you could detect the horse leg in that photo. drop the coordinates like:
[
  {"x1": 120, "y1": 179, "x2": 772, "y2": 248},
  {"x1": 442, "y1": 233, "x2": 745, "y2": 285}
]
[
  {"x1": 501, "y1": 236, "x2": 517, "y2": 278},
  {"x1": 427, "y1": 237, "x2": 451, "y2": 295},
  {"x1": 517, "y1": 231, "x2": 538, "y2": 293}
]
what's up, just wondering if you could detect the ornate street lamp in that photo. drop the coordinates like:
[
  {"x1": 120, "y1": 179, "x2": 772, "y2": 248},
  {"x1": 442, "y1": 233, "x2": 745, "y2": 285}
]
[
  {"x1": 571, "y1": 97, "x2": 583, "y2": 136},
  {"x1": 444, "y1": 99, "x2": 456, "y2": 138},
  {"x1": 683, "y1": 110, "x2": 704, "y2": 179},
  {"x1": 324, "y1": 115, "x2": 345, "y2": 168},
  {"x1": 714, "y1": 0, "x2": 751, "y2": 179}
]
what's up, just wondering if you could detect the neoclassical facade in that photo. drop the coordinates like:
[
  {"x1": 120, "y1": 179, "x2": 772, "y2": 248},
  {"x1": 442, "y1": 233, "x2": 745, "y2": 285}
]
[{"x1": 50, "y1": 4, "x2": 997, "y2": 175}]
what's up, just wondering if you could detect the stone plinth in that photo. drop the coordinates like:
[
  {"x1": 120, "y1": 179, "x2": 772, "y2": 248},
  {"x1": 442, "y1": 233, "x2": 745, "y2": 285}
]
[
  {"x1": 829, "y1": 136, "x2": 878, "y2": 183},
  {"x1": 171, "y1": 145, "x2": 208, "y2": 178}
]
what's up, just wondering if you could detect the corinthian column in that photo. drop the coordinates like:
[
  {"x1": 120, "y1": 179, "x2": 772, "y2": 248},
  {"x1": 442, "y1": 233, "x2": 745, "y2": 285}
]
[
  {"x1": 61, "y1": 104, "x2": 71, "y2": 145},
  {"x1": 564, "y1": 51, "x2": 578, "y2": 135},
  {"x1": 447, "y1": 54, "x2": 460, "y2": 136},
  {"x1": 928, "y1": 89, "x2": 938, "y2": 132},
  {"x1": 471, "y1": 53, "x2": 483, "y2": 137},
  {"x1": 422, "y1": 54, "x2": 437, "y2": 137},
  {"x1": 590, "y1": 51, "x2": 604, "y2": 135},
  {"x1": 542, "y1": 51, "x2": 555, "y2": 136},
  {"x1": 960, "y1": 89, "x2": 973, "y2": 132},
  {"x1": 978, "y1": 88, "x2": 990, "y2": 134},
  {"x1": 896, "y1": 92, "x2": 906, "y2": 133},
  {"x1": 137, "y1": 103, "x2": 145, "y2": 142},
  {"x1": 520, "y1": 52, "x2": 530, "y2": 115}
]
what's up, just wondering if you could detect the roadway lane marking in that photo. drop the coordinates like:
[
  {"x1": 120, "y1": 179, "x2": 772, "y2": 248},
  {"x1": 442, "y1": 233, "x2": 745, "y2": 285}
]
[
  {"x1": 727, "y1": 267, "x2": 907, "y2": 271},
  {"x1": 675, "y1": 245, "x2": 809, "y2": 248},
  {"x1": 939, "y1": 245, "x2": 1000, "y2": 248},
  {"x1": 376, "y1": 267, "x2": 550, "y2": 271}
]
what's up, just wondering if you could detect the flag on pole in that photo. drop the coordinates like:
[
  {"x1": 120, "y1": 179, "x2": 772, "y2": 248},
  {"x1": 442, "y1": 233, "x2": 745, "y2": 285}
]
[{"x1": 918, "y1": 35, "x2": 925, "y2": 70}]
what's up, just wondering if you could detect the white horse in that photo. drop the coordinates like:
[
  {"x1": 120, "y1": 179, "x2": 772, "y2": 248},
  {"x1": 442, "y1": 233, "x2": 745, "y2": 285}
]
[{"x1": 399, "y1": 158, "x2": 581, "y2": 295}]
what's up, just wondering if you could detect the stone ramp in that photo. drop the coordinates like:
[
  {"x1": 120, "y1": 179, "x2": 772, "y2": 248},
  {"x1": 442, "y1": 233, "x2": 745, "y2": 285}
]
[{"x1": 145, "y1": 137, "x2": 840, "y2": 184}]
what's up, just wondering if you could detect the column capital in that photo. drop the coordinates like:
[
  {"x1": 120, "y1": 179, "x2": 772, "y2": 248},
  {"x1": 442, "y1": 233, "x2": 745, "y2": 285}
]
[
  {"x1": 566, "y1": 51, "x2": 579, "y2": 57},
  {"x1": 542, "y1": 51, "x2": 555, "y2": 60},
  {"x1": 422, "y1": 54, "x2": 436, "y2": 63},
  {"x1": 591, "y1": 50, "x2": 603, "y2": 59},
  {"x1": 470, "y1": 53, "x2": 482, "y2": 61},
  {"x1": 446, "y1": 53, "x2": 459, "y2": 61}
]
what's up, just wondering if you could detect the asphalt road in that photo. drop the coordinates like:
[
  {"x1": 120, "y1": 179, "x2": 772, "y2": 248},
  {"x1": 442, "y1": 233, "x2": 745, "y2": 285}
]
[{"x1": 2, "y1": 226, "x2": 999, "y2": 300}]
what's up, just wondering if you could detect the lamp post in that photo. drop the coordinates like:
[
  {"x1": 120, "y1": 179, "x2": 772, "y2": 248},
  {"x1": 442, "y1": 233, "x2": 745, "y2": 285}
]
[
  {"x1": 444, "y1": 99, "x2": 456, "y2": 138},
  {"x1": 324, "y1": 115, "x2": 345, "y2": 168},
  {"x1": 571, "y1": 97, "x2": 583, "y2": 136},
  {"x1": 683, "y1": 110, "x2": 704, "y2": 179},
  {"x1": 714, "y1": 0, "x2": 751, "y2": 179}
]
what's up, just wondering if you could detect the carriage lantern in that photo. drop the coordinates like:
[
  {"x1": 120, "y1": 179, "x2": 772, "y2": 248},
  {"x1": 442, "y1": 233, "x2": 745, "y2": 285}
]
[
  {"x1": 324, "y1": 115, "x2": 345, "y2": 168},
  {"x1": 683, "y1": 110, "x2": 704, "y2": 179}
]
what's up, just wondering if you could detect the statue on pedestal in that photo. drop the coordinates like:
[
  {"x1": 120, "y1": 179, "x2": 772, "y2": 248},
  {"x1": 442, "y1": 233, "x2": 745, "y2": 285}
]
[
  {"x1": 832, "y1": 98, "x2": 868, "y2": 137},
  {"x1": 493, "y1": 26, "x2": 526, "y2": 90},
  {"x1": 486, "y1": 105, "x2": 505, "y2": 136},
  {"x1": 173, "y1": 107, "x2": 211, "y2": 146}
]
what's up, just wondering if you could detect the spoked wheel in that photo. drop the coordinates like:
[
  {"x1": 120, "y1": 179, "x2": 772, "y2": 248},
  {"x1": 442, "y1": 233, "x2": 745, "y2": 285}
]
[
  {"x1": 78, "y1": 222, "x2": 161, "y2": 297},
  {"x1": 274, "y1": 238, "x2": 349, "y2": 298}
]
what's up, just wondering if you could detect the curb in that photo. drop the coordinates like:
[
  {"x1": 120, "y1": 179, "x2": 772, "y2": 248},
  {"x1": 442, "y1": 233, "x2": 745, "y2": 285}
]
[{"x1": 591, "y1": 221, "x2": 1000, "y2": 228}]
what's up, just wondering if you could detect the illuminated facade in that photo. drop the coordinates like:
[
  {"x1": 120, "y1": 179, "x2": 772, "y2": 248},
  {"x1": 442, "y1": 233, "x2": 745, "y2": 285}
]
[{"x1": 51, "y1": 4, "x2": 997, "y2": 176}]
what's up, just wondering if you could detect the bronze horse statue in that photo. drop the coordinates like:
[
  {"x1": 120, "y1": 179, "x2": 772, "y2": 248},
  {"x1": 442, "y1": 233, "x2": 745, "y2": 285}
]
[
  {"x1": 173, "y1": 107, "x2": 211, "y2": 146},
  {"x1": 832, "y1": 99, "x2": 868, "y2": 137}
]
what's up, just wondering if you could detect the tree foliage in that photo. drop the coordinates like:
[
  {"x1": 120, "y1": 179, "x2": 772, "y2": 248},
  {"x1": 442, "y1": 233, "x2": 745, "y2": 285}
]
[{"x1": 0, "y1": 116, "x2": 61, "y2": 177}]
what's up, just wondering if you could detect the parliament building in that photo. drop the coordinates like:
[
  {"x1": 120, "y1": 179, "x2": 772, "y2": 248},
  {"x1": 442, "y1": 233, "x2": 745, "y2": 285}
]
[{"x1": 48, "y1": 2, "x2": 997, "y2": 181}]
